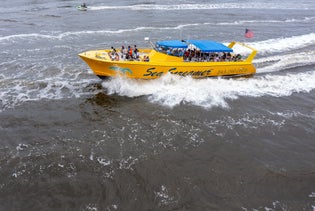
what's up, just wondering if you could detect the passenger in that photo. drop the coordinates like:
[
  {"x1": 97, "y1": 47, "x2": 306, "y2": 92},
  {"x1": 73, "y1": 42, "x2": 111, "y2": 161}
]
[
  {"x1": 222, "y1": 52, "x2": 226, "y2": 61},
  {"x1": 188, "y1": 49, "x2": 193, "y2": 61},
  {"x1": 121, "y1": 46, "x2": 128, "y2": 60},
  {"x1": 115, "y1": 53, "x2": 119, "y2": 61},
  {"x1": 111, "y1": 46, "x2": 116, "y2": 52},
  {"x1": 214, "y1": 54, "x2": 220, "y2": 62},
  {"x1": 178, "y1": 49, "x2": 184, "y2": 57},
  {"x1": 128, "y1": 46, "x2": 133, "y2": 59},
  {"x1": 134, "y1": 45, "x2": 138, "y2": 54},
  {"x1": 110, "y1": 53, "x2": 115, "y2": 61},
  {"x1": 201, "y1": 53, "x2": 206, "y2": 62},
  {"x1": 172, "y1": 48, "x2": 179, "y2": 56},
  {"x1": 120, "y1": 46, "x2": 125, "y2": 57},
  {"x1": 210, "y1": 53, "x2": 215, "y2": 61},
  {"x1": 144, "y1": 56, "x2": 149, "y2": 62},
  {"x1": 184, "y1": 50, "x2": 190, "y2": 61},
  {"x1": 205, "y1": 53, "x2": 210, "y2": 61},
  {"x1": 196, "y1": 50, "x2": 201, "y2": 61},
  {"x1": 191, "y1": 49, "x2": 196, "y2": 61},
  {"x1": 133, "y1": 45, "x2": 139, "y2": 60},
  {"x1": 226, "y1": 52, "x2": 231, "y2": 61},
  {"x1": 110, "y1": 46, "x2": 116, "y2": 55},
  {"x1": 235, "y1": 54, "x2": 242, "y2": 61},
  {"x1": 125, "y1": 53, "x2": 130, "y2": 60}
]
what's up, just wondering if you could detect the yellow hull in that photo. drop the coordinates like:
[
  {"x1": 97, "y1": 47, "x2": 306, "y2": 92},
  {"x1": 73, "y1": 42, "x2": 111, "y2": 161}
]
[{"x1": 79, "y1": 42, "x2": 257, "y2": 79}]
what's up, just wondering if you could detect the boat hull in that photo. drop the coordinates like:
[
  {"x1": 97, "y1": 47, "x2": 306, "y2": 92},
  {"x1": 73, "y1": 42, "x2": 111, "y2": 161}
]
[{"x1": 79, "y1": 48, "x2": 256, "y2": 79}]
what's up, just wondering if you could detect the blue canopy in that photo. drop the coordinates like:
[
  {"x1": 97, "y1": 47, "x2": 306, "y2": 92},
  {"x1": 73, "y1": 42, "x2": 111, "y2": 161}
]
[
  {"x1": 156, "y1": 40, "x2": 188, "y2": 48},
  {"x1": 187, "y1": 40, "x2": 233, "y2": 52},
  {"x1": 156, "y1": 39, "x2": 233, "y2": 53}
]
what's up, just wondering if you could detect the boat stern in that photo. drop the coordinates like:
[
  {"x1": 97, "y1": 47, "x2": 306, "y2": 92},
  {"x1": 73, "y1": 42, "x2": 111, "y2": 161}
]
[{"x1": 228, "y1": 41, "x2": 257, "y2": 63}]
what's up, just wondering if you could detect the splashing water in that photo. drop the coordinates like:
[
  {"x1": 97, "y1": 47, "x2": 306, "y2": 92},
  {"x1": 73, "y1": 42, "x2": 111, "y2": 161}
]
[{"x1": 102, "y1": 71, "x2": 315, "y2": 108}]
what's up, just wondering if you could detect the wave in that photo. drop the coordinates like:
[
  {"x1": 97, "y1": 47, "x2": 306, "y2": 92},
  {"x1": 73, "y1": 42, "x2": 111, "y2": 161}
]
[
  {"x1": 218, "y1": 17, "x2": 315, "y2": 25},
  {"x1": 1, "y1": 20, "x2": 314, "y2": 45},
  {"x1": 1, "y1": 15, "x2": 313, "y2": 43},
  {"x1": 0, "y1": 27, "x2": 170, "y2": 43},
  {"x1": 249, "y1": 33, "x2": 315, "y2": 55},
  {"x1": 101, "y1": 71, "x2": 315, "y2": 108},
  {"x1": 255, "y1": 50, "x2": 315, "y2": 73},
  {"x1": 89, "y1": 3, "x2": 313, "y2": 11},
  {"x1": 0, "y1": 72, "x2": 100, "y2": 112}
]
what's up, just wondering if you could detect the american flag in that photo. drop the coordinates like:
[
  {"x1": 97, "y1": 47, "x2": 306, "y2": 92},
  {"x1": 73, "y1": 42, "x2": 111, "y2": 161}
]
[{"x1": 245, "y1": 28, "x2": 254, "y2": 38}]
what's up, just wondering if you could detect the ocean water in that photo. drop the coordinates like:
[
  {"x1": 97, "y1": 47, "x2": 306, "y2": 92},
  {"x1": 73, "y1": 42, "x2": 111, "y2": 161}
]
[{"x1": 1, "y1": 0, "x2": 315, "y2": 210}]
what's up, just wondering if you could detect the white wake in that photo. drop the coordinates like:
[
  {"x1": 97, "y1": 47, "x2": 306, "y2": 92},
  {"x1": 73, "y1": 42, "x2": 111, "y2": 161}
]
[{"x1": 102, "y1": 71, "x2": 315, "y2": 108}]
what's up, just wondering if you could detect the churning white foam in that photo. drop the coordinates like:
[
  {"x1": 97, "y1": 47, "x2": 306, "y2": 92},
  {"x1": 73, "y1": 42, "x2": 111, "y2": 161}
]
[
  {"x1": 102, "y1": 71, "x2": 315, "y2": 108},
  {"x1": 0, "y1": 75, "x2": 100, "y2": 112},
  {"x1": 255, "y1": 50, "x2": 315, "y2": 73}
]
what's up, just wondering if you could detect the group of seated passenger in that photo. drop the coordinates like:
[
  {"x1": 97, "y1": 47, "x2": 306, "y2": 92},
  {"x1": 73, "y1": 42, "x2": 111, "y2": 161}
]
[
  {"x1": 167, "y1": 48, "x2": 184, "y2": 57},
  {"x1": 158, "y1": 46, "x2": 242, "y2": 62},
  {"x1": 120, "y1": 45, "x2": 140, "y2": 61},
  {"x1": 108, "y1": 45, "x2": 150, "y2": 62},
  {"x1": 157, "y1": 47, "x2": 184, "y2": 57},
  {"x1": 183, "y1": 49, "x2": 242, "y2": 62},
  {"x1": 108, "y1": 47, "x2": 120, "y2": 61},
  {"x1": 142, "y1": 55, "x2": 150, "y2": 62}
]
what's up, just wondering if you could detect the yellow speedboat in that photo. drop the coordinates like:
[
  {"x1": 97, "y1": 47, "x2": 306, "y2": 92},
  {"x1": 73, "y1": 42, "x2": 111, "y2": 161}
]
[{"x1": 79, "y1": 39, "x2": 257, "y2": 79}]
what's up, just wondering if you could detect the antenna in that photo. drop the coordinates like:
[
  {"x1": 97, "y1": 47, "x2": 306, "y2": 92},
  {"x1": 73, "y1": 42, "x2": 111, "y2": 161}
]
[{"x1": 144, "y1": 37, "x2": 155, "y2": 49}]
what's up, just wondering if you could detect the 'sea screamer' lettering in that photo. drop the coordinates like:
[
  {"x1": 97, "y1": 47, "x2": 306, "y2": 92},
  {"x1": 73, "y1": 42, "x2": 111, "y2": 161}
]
[
  {"x1": 143, "y1": 68, "x2": 164, "y2": 77},
  {"x1": 168, "y1": 68, "x2": 212, "y2": 77},
  {"x1": 143, "y1": 67, "x2": 212, "y2": 77}
]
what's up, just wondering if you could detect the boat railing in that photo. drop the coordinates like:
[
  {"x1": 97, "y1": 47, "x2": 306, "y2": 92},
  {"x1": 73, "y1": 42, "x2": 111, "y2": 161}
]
[{"x1": 228, "y1": 42, "x2": 257, "y2": 63}]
